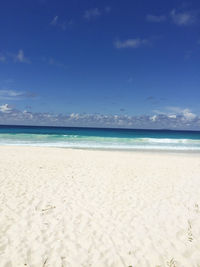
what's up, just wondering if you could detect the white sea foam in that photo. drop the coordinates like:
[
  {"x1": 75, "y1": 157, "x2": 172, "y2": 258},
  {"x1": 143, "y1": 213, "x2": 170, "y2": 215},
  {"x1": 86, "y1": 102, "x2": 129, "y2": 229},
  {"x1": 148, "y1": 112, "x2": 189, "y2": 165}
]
[
  {"x1": 141, "y1": 138, "x2": 200, "y2": 144},
  {"x1": 0, "y1": 134, "x2": 200, "y2": 151},
  {"x1": 1, "y1": 141, "x2": 200, "y2": 151}
]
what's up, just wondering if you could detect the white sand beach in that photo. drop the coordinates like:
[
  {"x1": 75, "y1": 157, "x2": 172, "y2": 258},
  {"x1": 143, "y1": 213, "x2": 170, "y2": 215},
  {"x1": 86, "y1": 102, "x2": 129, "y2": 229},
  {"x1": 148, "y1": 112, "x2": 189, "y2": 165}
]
[{"x1": 0, "y1": 146, "x2": 200, "y2": 267}]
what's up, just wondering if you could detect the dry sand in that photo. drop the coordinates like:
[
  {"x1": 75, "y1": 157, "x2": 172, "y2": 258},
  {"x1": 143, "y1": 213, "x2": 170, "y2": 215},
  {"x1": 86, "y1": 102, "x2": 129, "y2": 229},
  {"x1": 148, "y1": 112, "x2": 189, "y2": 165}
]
[{"x1": 0, "y1": 146, "x2": 200, "y2": 267}]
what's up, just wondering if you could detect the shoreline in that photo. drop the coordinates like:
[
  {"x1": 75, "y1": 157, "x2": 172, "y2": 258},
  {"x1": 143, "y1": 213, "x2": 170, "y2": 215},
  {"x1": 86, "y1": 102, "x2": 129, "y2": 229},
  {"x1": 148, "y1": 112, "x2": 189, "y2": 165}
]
[{"x1": 1, "y1": 144, "x2": 200, "y2": 155}]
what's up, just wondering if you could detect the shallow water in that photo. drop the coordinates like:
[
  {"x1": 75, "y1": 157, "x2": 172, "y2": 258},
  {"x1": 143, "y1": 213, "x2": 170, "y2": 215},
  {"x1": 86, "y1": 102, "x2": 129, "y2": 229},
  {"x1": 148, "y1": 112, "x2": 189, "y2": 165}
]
[{"x1": 0, "y1": 125, "x2": 200, "y2": 151}]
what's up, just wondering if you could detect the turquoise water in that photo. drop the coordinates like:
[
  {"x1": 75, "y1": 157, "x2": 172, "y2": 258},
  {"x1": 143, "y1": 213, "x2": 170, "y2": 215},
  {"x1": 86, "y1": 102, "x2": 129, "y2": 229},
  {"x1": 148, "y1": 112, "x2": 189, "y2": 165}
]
[{"x1": 0, "y1": 125, "x2": 200, "y2": 151}]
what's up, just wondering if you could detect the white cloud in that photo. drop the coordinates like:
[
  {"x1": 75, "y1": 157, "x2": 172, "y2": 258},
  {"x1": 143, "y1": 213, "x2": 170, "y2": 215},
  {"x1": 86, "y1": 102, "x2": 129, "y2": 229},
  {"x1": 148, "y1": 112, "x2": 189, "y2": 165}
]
[
  {"x1": 83, "y1": 8, "x2": 101, "y2": 20},
  {"x1": 0, "y1": 104, "x2": 13, "y2": 113},
  {"x1": 168, "y1": 114, "x2": 177, "y2": 119},
  {"x1": 114, "y1": 38, "x2": 148, "y2": 49},
  {"x1": 0, "y1": 89, "x2": 36, "y2": 100},
  {"x1": 14, "y1": 50, "x2": 31, "y2": 63},
  {"x1": 146, "y1": 14, "x2": 166, "y2": 22},
  {"x1": 146, "y1": 9, "x2": 197, "y2": 27},
  {"x1": 83, "y1": 6, "x2": 110, "y2": 21},
  {"x1": 182, "y1": 109, "x2": 196, "y2": 120},
  {"x1": 170, "y1": 9, "x2": 196, "y2": 26},
  {"x1": 165, "y1": 107, "x2": 196, "y2": 121},
  {"x1": 150, "y1": 115, "x2": 157, "y2": 121}
]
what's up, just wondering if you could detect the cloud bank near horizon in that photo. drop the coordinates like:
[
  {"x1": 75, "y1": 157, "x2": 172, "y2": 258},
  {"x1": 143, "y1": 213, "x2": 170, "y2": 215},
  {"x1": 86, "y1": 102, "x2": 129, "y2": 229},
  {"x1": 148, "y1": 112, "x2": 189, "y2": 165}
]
[{"x1": 0, "y1": 104, "x2": 200, "y2": 130}]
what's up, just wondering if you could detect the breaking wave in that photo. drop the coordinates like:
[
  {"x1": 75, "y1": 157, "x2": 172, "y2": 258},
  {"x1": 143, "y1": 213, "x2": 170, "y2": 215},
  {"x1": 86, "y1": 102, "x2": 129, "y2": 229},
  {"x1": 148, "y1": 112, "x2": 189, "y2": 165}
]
[{"x1": 0, "y1": 133, "x2": 200, "y2": 151}]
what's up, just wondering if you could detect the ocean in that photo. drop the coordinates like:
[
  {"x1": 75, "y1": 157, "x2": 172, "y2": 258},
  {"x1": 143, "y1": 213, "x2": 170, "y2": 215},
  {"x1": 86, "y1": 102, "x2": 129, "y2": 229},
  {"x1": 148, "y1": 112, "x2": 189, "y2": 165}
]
[{"x1": 0, "y1": 125, "x2": 200, "y2": 151}]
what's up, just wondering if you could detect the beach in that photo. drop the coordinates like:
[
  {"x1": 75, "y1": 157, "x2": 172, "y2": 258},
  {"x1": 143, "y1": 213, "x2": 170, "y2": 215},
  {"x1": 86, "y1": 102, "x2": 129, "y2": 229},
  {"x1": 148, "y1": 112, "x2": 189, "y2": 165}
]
[{"x1": 0, "y1": 146, "x2": 200, "y2": 267}]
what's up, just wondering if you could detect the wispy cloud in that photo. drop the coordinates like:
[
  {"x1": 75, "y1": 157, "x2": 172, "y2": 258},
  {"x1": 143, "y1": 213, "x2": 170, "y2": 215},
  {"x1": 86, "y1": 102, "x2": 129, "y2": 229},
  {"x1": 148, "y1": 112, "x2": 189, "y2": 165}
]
[
  {"x1": 114, "y1": 38, "x2": 149, "y2": 49},
  {"x1": 0, "y1": 54, "x2": 6, "y2": 63},
  {"x1": 14, "y1": 50, "x2": 31, "y2": 63},
  {"x1": 105, "y1": 6, "x2": 111, "y2": 14},
  {"x1": 146, "y1": 96, "x2": 155, "y2": 101},
  {"x1": 170, "y1": 9, "x2": 196, "y2": 26},
  {"x1": 146, "y1": 8, "x2": 198, "y2": 26},
  {"x1": 83, "y1": 7, "x2": 111, "y2": 20},
  {"x1": 184, "y1": 50, "x2": 193, "y2": 60},
  {"x1": 127, "y1": 77, "x2": 133, "y2": 83},
  {"x1": 42, "y1": 57, "x2": 67, "y2": 69},
  {"x1": 146, "y1": 96, "x2": 166, "y2": 105},
  {"x1": 48, "y1": 58, "x2": 66, "y2": 68},
  {"x1": 83, "y1": 8, "x2": 101, "y2": 20},
  {"x1": 50, "y1": 16, "x2": 59, "y2": 26},
  {"x1": 0, "y1": 50, "x2": 31, "y2": 64},
  {"x1": 0, "y1": 104, "x2": 199, "y2": 129},
  {"x1": 50, "y1": 16, "x2": 73, "y2": 30},
  {"x1": 146, "y1": 14, "x2": 166, "y2": 22},
  {"x1": 0, "y1": 89, "x2": 37, "y2": 100}
]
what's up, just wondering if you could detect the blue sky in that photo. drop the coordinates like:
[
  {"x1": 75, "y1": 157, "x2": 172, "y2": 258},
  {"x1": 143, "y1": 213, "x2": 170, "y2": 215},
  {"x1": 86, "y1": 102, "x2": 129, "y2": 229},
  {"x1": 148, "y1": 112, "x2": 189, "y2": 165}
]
[{"x1": 0, "y1": 0, "x2": 200, "y2": 129}]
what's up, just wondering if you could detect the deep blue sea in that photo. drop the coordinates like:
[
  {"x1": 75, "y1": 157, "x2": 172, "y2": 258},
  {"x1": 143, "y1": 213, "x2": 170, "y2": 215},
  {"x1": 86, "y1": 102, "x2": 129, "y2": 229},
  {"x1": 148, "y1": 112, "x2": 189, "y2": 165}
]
[{"x1": 0, "y1": 125, "x2": 200, "y2": 151}]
